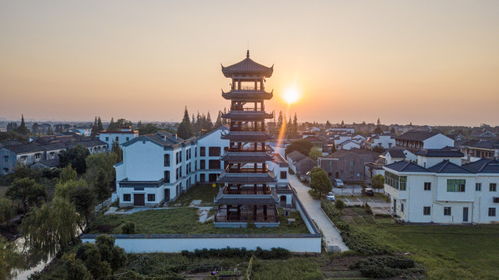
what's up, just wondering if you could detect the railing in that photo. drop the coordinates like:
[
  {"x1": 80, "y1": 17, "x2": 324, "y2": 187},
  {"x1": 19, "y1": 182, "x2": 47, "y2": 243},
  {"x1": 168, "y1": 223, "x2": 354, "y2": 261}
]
[
  {"x1": 225, "y1": 168, "x2": 269, "y2": 173},
  {"x1": 223, "y1": 186, "x2": 272, "y2": 195}
]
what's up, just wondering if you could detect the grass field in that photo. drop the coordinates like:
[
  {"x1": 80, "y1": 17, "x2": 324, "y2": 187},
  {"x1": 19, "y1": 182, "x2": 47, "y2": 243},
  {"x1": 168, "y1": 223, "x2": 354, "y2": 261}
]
[
  {"x1": 343, "y1": 207, "x2": 499, "y2": 280},
  {"x1": 175, "y1": 183, "x2": 219, "y2": 206},
  {"x1": 90, "y1": 207, "x2": 310, "y2": 235}
]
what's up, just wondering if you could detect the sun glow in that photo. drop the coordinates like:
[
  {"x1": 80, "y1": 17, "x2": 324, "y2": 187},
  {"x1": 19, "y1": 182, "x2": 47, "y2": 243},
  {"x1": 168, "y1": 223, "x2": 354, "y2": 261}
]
[{"x1": 282, "y1": 86, "x2": 300, "y2": 104}]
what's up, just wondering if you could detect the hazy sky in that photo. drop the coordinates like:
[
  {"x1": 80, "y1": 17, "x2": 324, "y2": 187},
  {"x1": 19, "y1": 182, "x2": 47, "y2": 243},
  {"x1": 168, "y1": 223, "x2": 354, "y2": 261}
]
[{"x1": 1, "y1": 0, "x2": 498, "y2": 126}]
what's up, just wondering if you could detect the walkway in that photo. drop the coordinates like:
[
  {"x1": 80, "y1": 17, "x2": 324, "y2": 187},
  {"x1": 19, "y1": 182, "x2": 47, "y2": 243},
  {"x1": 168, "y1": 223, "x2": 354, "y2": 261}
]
[{"x1": 289, "y1": 174, "x2": 349, "y2": 252}]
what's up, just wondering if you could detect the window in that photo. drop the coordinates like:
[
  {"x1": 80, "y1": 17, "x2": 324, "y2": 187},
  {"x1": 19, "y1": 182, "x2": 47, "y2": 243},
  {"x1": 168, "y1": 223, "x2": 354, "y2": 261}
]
[
  {"x1": 105, "y1": 137, "x2": 109, "y2": 141},
  {"x1": 147, "y1": 194, "x2": 155, "y2": 202},
  {"x1": 164, "y1": 171, "x2": 170, "y2": 183},
  {"x1": 115, "y1": 136, "x2": 119, "y2": 142},
  {"x1": 209, "y1": 147, "x2": 221, "y2": 156},
  {"x1": 444, "y1": 207, "x2": 451, "y2": 216},
  {"x1": 447, "y1": 179, "x2": 465, "y2": 192},
  {"x1": 423, "y1": 206, "x2": 431, "y2": 216},
  {"x1": 200, "y1": 160, "x2": 206, "y2": 170},
  {"x1": 3, "y1": 156, "x2": 8, "y2": 162},
  {"x1": 489, "y1": 208, "x2": 496, "y2": 217},
  {"x1": 490, "y1": 183, "x2": 497, "y2": 192},
  {"x1": 200, "y1": 147, "x2": 206, "y2": 157},
  {"x1": 385, "y1": 172, "x2": 407, "y2": 191},
  {"x1": 424, "y1": 182, "x2": 431, "y2": 191},
  {"x1": 126, "y1": 137, "x2": 129, "y2": 141},
  {"x1": 123, "y1": 194, "x2": 131, "y2": 201},
  {"x1": 208, "y1": 160, "x2": 221, "y2": 170},
  {"x1": 200, "y1": 173, "x2": 206, "y2": 182},
  {"x1": 401, "y1": 203, "x2": 404, "y2": 213},
  {"x1": 280, "y1": 171, "x2": 287, "y2": 179},
  {"x1": 476, "y1": 183, "x2": 482, "y2": 191},
  {"x1": 164, "y1": 154, "x2": 170, "y2": 167}
]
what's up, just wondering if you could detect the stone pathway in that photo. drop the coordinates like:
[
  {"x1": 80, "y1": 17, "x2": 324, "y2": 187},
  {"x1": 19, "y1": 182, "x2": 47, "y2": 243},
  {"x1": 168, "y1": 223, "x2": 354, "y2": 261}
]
[{"x1": 289, "y1": 174, "x2": 349, "y2": 252}]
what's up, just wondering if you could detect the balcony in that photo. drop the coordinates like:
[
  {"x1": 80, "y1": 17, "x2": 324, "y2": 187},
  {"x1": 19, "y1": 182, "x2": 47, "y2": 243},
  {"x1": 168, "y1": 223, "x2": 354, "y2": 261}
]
[
  {"x1": 216, "y1": 171, "x2": 277, "y2": 184},
  {"x1": 221, "y1": 131, "x2": 272, "y2": 142},
  {"x1": 222, "y1": 89, "x2": 273, "y2": 100},
  {"x1": 222, "y1": 151, "x2": 272, "y2": 163},
  {"x1": 222, "y1": 110, "x2": 273, "y2": 121}
]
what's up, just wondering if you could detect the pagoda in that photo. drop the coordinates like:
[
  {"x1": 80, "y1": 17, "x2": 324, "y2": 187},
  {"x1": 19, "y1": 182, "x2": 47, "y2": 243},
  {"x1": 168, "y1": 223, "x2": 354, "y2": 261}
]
[{"x1": 214, "y1": 51, "x2": 279, "y2": 228}]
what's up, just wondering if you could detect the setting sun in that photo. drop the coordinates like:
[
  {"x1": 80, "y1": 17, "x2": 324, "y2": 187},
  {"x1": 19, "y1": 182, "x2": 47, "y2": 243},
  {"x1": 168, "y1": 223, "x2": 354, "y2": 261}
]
[{"x1": 283, "y1": 86, "x2": 300, "y2": 104}]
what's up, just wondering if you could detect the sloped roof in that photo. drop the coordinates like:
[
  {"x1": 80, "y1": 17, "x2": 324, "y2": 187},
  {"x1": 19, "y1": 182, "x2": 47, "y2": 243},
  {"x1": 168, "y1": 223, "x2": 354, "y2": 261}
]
[
  {"x1": 396, "y1": 130, "x2": 440, "y2": 141},
  {"x1": 427, "y1": 160, "x2": 471, "y2": 174},
  {"x1": 221, "y1": 51, "x2": 273, "y2": 78},
  {"x1": 286, "y1": 150, "x2": 306, "y2": 162},
  {"x1": 463, "y1": 139, "x2": 499, "y2": 150},
  {"x1": 4, "y1": 143, "x2": 45, "y2": 154},
  {"x1": 385, "y1": 161, "x2": 429, "y2": 172},
  {"x1": 386, "y1": 148, "x2": 406, "y2": 158},
  {"x1": 416, "y1": 149, "x2": 463, "y2": 158},
  {"x1": 463, "y1": 159, "x2": 499, "y2": 173}
]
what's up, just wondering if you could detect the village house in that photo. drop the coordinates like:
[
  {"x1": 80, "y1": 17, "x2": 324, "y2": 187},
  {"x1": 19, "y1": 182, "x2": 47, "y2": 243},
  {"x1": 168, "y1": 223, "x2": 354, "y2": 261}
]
[
  {"x1": 98, "y1": 128, "x2": 139, "y2": 151},
  {"x1": 395, "y1": 130, "x2": 454, "y2": 151}
]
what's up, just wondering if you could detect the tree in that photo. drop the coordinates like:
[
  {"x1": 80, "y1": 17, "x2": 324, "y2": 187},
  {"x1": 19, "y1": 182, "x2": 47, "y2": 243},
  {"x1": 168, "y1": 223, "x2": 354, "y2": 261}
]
[
  {"x1": 55, "y1": 179, "x2": 88, "y2": 201},
  {"x1": 93, "y1": 170, "x2": 111, "y2": 202},
  {"x1": 6, "y1": 178, "x2": 47, "y2": 212},
  {"x1": 0, "y1": 237, "x2": 23, "y2": 280},
  {"x1": 16, "y1": 115, "x2": 29, "y2": 135},
  {"x1": 70, "y1": 185, "x2": 96, "y2": 229},
  {"x1": 63, "y1": 253, "x2": 93, "y2": 280},
  {"x1": 285, "y1": 139, "x2": 314, "y2": 156},
  {"x1": 372, "y1": 174, "x2": 385, "y2": 191},
  {"x1": 112, "y1": 141, "x2": 123, "y2": 162},
  {"x1": 0, "y1": 198, "x2": 15, "y2": 224},
  {"x1": 138, "y1": 123, "x2": 158, "y2": 135},
  {"x1": 97, "y1": 117, "x2": 104, "y2": 131},
  {"x1": 308, "y1": 147, "x2": 322, "y2": 160},
  {"x1": 373, "y1": 126, "x2": 383, "y2": 135},
  {"x1": 177, "y1": 107, "x2": 194, "y2": 139},
  {"x1": 214, "y1": 111, "x2": 223, "y2": 127},
  {"x1": 75, "y1": 243, "x2": 112, "y2": 279},
  {"x1": 310, "y1": 167, "x2": 332, "y2": 197},
  {"x1": 59, "y1": 145, "x2": 90, "y2": 174},
  {"x1": 96, "y1": 235, "x2": 127, "y2": 271},
  {"x1": 59, "y1": 165, "x2": 77, "y2": 183},
  {"x1": 22, "y1": 198, "x2": 82, "y2": 258}
]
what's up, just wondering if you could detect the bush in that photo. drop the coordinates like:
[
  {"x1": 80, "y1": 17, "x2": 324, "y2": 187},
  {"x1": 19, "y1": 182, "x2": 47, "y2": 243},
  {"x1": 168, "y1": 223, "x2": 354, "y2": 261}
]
[
  {"x1": 351, "y1": 255, "x2": 417, "y2": 278},
  {"x1": 121, "y1": 222, "x2": 136, "y2": 234},
  {"x1": 335, "y1": 199, "x2": 346, "y2": 210},
  {"x1": 308, "y1": 189, "x2": 321, "y2": 200},
  {"x1": 181, "y1": 247, "x2": 290, "y2": 260}
]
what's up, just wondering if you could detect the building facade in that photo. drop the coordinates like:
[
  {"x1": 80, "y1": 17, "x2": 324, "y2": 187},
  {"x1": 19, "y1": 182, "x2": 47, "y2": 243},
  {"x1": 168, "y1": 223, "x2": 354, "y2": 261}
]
[
  {"x1": 98, "y1": 128, "x2": 139, "y2": 151},
  {"x1": 384, "y1": 151, "x2": 499, "y2": 224},
  {"x1": 395, "y1": 130, "x2": 454, "y2": 151}
]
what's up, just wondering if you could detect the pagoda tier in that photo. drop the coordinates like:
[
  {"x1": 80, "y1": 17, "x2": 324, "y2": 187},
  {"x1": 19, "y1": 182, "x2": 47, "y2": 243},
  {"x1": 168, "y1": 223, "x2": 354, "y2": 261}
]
[
  {"x1": 215, "y1": 51, "x2": 278, "y2": 228},
  {"x1": 221, "y1": 110, "x2": 274, "y2": 121},
  {"x1": 217, "y1": 171, "x2": 276, "y2": 184},
  {"x1": 221, "y1": 131, "x2": 272, "y2": 142},
  {"x1": 222, "y1": 151, "x2": 273, "y2": 163},
  {"x1": 222, "y1": 90, "x2": 273, "y2": 101}
]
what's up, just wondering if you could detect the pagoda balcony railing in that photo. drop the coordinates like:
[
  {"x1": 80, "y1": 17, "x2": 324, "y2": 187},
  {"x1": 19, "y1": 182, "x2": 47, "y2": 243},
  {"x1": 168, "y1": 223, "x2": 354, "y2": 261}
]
[
  {"x1": 222, "y1": 186, "x2": 272, "y2": 195},
  {"x1": 223, "y1": 110, "x2": 274, "y2": 120},
  {"x1": 225, "y1": 167, "x2": 269, "y2": 173},
  {"x1": 227, "y1": 147, "x2": 267, "y2": 152},
  {"x1": 222, "y1": 90, "x2": 273, "y2": 100},
  {"x1": 225, "y1": 127, "x2": 266, "y2": 132},
  {"x1": 221, "y1": 131, "x2": 272, "y2": 141}
]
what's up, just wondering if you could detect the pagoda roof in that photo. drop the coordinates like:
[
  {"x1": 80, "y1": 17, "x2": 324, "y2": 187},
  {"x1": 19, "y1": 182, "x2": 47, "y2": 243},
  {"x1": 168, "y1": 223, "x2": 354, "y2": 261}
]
[
  {"x1": 222, "y1": 151, "x2": 273, "y2": 163},
  {"x1": 221, "y1": 50, "x2": 273, "y2": 78},
  {"x1": 222, "y1": 90, "x2": 273, "y2": 100}
]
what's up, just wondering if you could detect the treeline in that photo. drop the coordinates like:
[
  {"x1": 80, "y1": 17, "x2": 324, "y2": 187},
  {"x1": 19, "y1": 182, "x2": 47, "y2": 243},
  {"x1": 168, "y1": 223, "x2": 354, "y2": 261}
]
[{"x1": 176, "y1": 107, "x2": 225, "y2": 139}]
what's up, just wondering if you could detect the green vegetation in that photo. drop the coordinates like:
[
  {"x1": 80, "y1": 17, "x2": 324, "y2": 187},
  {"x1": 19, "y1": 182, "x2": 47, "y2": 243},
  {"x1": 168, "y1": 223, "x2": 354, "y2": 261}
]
[
  {"x1": 322, "y1": 201, "x2": 499, "y2": 280},
  {"x1": 89, "y1": 208, "x2": 309, "y2": 234},
  {"x1": 285, "y1": 138, "x2": 313, "y2": 156},
  {"x1": 310, "y1": 167, "x2": 332, "y2": 197},
  {"x1": 252, "y1": 257, "x2": 323, "y2": 280},
  {"x1": 175, "y1": 184, "x2": 219, "y2": 206}
]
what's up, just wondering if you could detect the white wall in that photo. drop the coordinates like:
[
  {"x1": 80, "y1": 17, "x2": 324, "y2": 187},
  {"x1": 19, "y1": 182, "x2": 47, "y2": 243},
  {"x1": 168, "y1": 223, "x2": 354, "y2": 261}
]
[
  {"x1": 82, "y1": 236, "x2": 321, "y2": 253},
  {"x1": 423, "y1": 134, "x2": 455, "y2": 149}
]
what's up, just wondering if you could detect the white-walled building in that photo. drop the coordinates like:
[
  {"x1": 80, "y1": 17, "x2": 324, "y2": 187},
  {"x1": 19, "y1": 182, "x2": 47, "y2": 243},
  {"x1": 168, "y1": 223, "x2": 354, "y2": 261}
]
[
  {"x1": 366, "y1": 135, "x2": 395, "y2": 150},
  {"x1": 98, "y1": 128, "x2": 139, "y2": 151},
  {"x1": 395, "y1": 130, "x2": 454, "y2": 151},
  {"x1": 384, "y1": 149, "x2": 499, "y2": 224}
]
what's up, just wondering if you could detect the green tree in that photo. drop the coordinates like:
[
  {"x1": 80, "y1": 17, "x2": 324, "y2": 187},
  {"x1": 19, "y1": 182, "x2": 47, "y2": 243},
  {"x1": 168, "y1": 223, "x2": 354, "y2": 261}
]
[
  {"x1": 63, "y1": 253, "x2": 93, "y2": 280},
  {"x1": 138, "y1": 123, "x2": 158, "y2": 135},
  {"x1": 0, "y1": 237, "x2": 23, "y2": 280},
  {"x1": 59, "y1": 165, "x2": 77, "y2": 183},
  {"x1": 0, "y1": 198, "x2": 16, "y2": 224},
  {"x1": 6, "y1": 178, "x2": 47, "y2": 212},
  {"x1": 55, "y1": 179, "x2": 88, "y2": 201},
  {"x1": 16, "y1": 115, "x2": 30, "y2": 135},
  {"x1": 75, "y1": 243, "x2": 112, "y2": 279},
  {"x1": 70, "y1": 185, "x2": 96, "y2": 228},
  {"x1": 22, "y1": 198, "x2": 82, "y2": 257},
  {"x1": 59, "y1": 145, "x2": 90, "y2": 174},
  {"x1": 310, "y1": 167, "x2": 332, "y2": 197},
  {"x1": 96, "y1": 234, "x2": 127, "y2": 271},
  {"x1": 372, "y1": 174, "x2": 385, "y2": 191},
  {"x1": 84, "y1": 153, "x2": 117, "y2": 202},
  {"x1": 308, "y1": 147, "x2": 322, "y2": 160},
  {"x1": 177, "y1": 107, "x2": 193, "y2": 139},
  {"x1": 285, "y1": 139, "x2": 314, "y2": 156},
  {"x1": 214, "y1": 111, "x2": 223, "y2": 127},
  {"x1": 112, "y1": 141, "x2": 123, "y2": 162}
]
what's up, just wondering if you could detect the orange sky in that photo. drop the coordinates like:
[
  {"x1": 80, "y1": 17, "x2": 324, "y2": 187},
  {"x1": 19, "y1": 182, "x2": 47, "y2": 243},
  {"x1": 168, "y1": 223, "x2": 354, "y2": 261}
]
[{"x1": 1, "y1": 0, "x2": 498, "y2": 126}]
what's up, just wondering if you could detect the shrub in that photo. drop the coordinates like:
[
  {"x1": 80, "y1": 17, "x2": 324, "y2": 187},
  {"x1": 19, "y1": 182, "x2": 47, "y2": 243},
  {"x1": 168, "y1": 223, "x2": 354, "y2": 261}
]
[
  {"x1": 121, "y1": 222, "x2": 136, "y2": 234},
  {"x1": 308, "y1": 189, "x2": 321, "y2": 200},
  {"x1": 334, "y1": 199, "x2": 346, "y2": 210},
  {"x1": 351, "y1": 255, "x2": 417, "y2": 278},
  {"x1": 181, "y1": 247, "x2": 290, "y2": 259}
]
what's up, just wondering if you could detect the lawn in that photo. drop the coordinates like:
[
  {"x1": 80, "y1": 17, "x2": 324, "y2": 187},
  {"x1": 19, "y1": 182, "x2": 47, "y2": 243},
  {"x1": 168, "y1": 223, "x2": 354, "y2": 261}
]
[
  {"x1": 175, "y1": 183, "x2": 219, "y2": 206},
  {"x1": 89, "y1": 207, "x2": 310, "y2": 234},
  {"x1": 341, "y1": 206, "x2": 499, "y2": 280}
]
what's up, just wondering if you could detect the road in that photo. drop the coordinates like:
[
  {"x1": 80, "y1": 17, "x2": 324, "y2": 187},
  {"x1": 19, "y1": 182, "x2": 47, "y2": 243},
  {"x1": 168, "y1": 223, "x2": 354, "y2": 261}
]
[{"x1": 288, "y1": 174, "x2": 349, "y2": 252}]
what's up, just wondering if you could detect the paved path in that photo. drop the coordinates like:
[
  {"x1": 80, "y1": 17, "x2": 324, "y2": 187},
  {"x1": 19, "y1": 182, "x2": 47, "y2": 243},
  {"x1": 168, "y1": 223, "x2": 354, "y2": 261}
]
[{"x1": 289, "y1": 175, "x2": 349, "y2": 252}]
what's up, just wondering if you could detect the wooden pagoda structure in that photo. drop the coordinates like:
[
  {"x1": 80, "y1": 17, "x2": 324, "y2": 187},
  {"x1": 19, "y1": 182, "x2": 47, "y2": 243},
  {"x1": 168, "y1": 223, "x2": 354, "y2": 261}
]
[{"x1": 214, "y1": 51, "x2": 279, "y2": 227}]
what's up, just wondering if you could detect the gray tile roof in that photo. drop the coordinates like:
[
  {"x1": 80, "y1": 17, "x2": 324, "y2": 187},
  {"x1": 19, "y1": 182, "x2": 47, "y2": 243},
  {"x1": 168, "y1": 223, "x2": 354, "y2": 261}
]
[
  {"x1": 463, "y1": 159, "x2": 499, "y2": 173},
  {"x1": 427, "y1": 160, "x2": 471, "y2": 174},
  {"x1": 415, "y1": 149, "x2": 463, "y2": 157},
  {"x1": 221, "y1": 51, "x2": 273, "y2": 78},
  {"x1": 286, "y1": 150, "x2": 306, "y2": 162},
  {"x1": 396, "y1": 130, "x2": 440, "y2": 141},
  {"x1": 4, "y1": 143, "x2": 45, "y2": 154},
  {"x1": 384, "y1": 161, "x2": 429, "y2": 172},
  {"x1": 387, "y1": 148, "x2": 406, "y2": 158}
]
